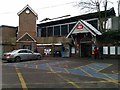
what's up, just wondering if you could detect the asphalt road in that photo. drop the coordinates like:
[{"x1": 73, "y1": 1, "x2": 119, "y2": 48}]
[{"x1": 1, "y1": 57, "x2": 120, "y2": 89}]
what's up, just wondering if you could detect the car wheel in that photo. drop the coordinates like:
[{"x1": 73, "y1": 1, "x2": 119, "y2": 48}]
[
  {"x1": 37, "y1": 55, "x2": 41, "y2": 60},
  {"x1": 15, "y1": 56, "x2": 21, "y2": 62}
]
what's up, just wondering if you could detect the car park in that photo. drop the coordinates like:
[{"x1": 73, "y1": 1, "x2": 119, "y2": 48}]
[{"x1": 2, "y1": 49, "x2": 42, "y2": 62}]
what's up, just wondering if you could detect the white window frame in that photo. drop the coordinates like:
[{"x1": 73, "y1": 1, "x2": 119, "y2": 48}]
[
  {"x1": 110, "y1": 46, "x2": 116, "y2": 55},
  {"x1": 117, "y1": 46, "x2": 120, "y2": 55},
  {"x1": 103, "y1": 46, "x2": 108, "y2": 55}
]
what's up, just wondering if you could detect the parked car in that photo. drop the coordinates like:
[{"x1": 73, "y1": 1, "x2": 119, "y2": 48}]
[{"x1": 2, "y1": 49, "x2": 42, "y2": 62}]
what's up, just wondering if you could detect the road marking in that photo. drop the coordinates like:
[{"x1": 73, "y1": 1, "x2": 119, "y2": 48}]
[
  {"x1": 102, "y1": 73, "x2": 119, "y2": 84},
  {"x1": 86, "y1": 65, "x2": 97, "y2": 71},
  {"x1": 78, "y1": 67, "x2": 93, "y2": 77},
  {"x1": 47, "y1": 63, "x2": 80, "y2": 88},
  {"x1": 96, "y1": 64, "x2": 112, "y2": 72},
  {"x1": 68, "y1": 82, "x2": 80, "y2": 88},
  {"x1": 15, "y1": 67, "x2": 28, "y2": 90},
  {"x1": 64, "y1": 68, "x2": 70, "y2": 73}
]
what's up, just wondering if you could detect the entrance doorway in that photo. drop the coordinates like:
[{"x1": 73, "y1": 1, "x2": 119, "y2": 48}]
[
  {"x1": 23, "y1": 45, "x2": 31, "y2": 50},
  {"x1": 81, "y1": 43, "x2": 92, "y2": 57}
]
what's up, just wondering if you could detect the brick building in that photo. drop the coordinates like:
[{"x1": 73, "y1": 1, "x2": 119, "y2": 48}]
[
  {"x1": 1, "y1": 5, "x2": 119, "y2": 59},
  {"x1": 16, "y1": 5, "x2": 38, "y2": 51},
  {"x1": 0, "y1": 25, "x2": 17, "y2": 53}
]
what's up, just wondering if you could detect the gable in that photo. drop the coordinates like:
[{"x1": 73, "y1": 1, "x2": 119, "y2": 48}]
[
  {"x1": 72, "y1": 22, "x2": 89, "y2": 34},
  {"x1": 66, "y1": 20, "x2": 102, "y2": 38},
  {"x1": 17, "y1": 33, "x2": 36, "y2": 42},
  {"x1": 17, "y1": 4, "x2": 38, "y2": 19}
]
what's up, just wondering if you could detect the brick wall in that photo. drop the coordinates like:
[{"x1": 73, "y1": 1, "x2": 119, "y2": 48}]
[
  {"x1": 1, "y1": 26, "x2": 17, "y2": 52},
  {"x1": 2, "y1": 26, "x2": 17, "y2": 44},
  {"x1": 18, "y1": 9, "x2": 37, "y2": 39}
]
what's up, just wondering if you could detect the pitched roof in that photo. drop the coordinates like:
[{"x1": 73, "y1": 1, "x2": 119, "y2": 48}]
[
  {"x1": 38, "y1": 7, "x2": 115, "y2": 26},
  {"x1": 17, "y1": 32, "x2": 36, "y2": 42},
  {"x1": 66, "y1": 20, "x2": 102, "y2": 38},
  {"x1": 17, "y1": 4, "x2": 38, "y2": 18}
]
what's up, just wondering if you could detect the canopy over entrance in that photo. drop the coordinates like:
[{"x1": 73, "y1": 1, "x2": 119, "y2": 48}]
[{"x1": 66, "y1": 20, "x2": 102, "y2": 38}]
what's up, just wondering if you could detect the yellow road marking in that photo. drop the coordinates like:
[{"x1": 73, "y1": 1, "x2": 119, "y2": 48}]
[
  {"x1": 86, "y1": 65, "x2": 97, "y2": 71},
  {"x1": 78, "y1": 67, "x2": 93, "y2": 77},
  {"x1": 64, "y1": 68, "x2": 70, "y2": 73},
  {"x1": 96, "y1": 64, "x2": 112, "y2": 72},
  {"x1": 102, "y1": 73, "x2": 119, "y2": 84},
  {"x1": 15, "y1": 67, "x2": 28, "y2": 90},
  {"x1": 68, "y1": 82, "x2": 80, "y2": 88},
  {"x1": 75, "y1": 62, "x2": 94, "y2": 69},
  {"x1": 86, "y1": 65, "x2": 119, "y2": 84},
  {"x1": 47, "y1": 63, "x2": 80, "y2": 88},
  {"x1": 47, "y1": 71, "x2": 57, "y2": 73}
]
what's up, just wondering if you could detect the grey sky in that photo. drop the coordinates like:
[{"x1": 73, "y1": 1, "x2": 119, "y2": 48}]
[{"x1": 0, "y1": 0, "x2": 118, "y2": 26}]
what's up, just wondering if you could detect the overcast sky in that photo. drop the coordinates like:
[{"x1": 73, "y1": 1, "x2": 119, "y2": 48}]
[{"x1": 0, "y1": 0, "x2": 118, "y2": 26}]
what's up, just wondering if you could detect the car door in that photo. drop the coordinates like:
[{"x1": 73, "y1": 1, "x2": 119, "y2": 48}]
[
  {"x1": 26, "y1": 50, "x2": 36, "y2": 60},
  {"x1": 18, "y1": 50, "x2": 28, "y2": 60}
]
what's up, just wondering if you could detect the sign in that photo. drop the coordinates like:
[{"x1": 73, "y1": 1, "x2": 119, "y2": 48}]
[
  {"x1": 72, "y1": 23, "x2": 88, "y2": 34},
  {"x1": 76, "y1": 24, "x2": 83, "y2": 29}
]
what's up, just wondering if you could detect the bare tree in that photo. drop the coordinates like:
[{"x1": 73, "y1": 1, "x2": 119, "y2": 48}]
[
  {"x1": 118, "y1": 0, "x2": 120, "y2": 16},
  {"x1": 118, "y1": 0, "x2": 120, "y2": 31},
  {"x1": 76, "y1": 0, "x2": 113, "y2": 32}
]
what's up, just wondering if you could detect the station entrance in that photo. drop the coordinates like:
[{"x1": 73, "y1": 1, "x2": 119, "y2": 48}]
[{"x1": 80, "y1": 43, "x2": 92, "y2": 57}]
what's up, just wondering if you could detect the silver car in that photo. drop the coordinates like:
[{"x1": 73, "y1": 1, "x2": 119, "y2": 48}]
[{"x1": 2, "y1": 49, "x2": 42, "y2": 62}]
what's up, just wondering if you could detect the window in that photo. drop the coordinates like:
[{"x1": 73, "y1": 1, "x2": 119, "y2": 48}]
[
  {"x1": 71, "y1": 47, "x2": 75, "y2": 54},
  {"x1": 110, "y1": 46, "x2": 115, "y2": 55},
  {"x1": 27, "y1": 50, "x2": 33, "y2": 53},
  {"x1": 103, "y1": 18, "x2": 112, "y2": 29},
  {"x1": 54, "y1": 26, "x2": 60, "y2": 36},
  {"x1": 37, "y1": 28, "x2": 41, "y2": 37},
  {"x1": 18, "y1": 50, "x2": 27, "y2": 53},
  {"x1": 61, "y1": 25, "x2": 68, "y2": 36},
  {"x1": 69, "y1": 23, "x2": 76, "y2": 33},
  {"x1": 47, "y1": 27, "x2": 53, "y2": 36},
  {"x1": 88, "y1": 20, "x2": 98, "y2": 29},
  {"x1": 103, "y1": 46, "x2": 108, "y2": 54},
  {"x1": 41, "y1": 27, "x2": 46, "y2": 37},
  {"x1": 117, "y1": 46, "x2": 120, "y2": 55}
]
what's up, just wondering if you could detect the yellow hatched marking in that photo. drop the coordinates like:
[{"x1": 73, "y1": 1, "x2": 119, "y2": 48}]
[
  {"x1": 78, "y1": 67, "x2": 93, "y2": 77},
  {"x1": 86, "y1": 65, "x2": 97, "y2": 71},
  {"x1": 86, "y1": 64, "x2": 118, "y2": 84},
  {"x1": 75, "y1": 62, "x2": 95, "y2": 69},
  {"x1": 64, "y1": 68, "x2": 70, "y2": 73},
  {"x1": 47, "y1": 63, "x2": 80, "y2": 88},
  {"x1": 102, "y1": 73, "x2": 119, "y2": 84},
  {"x1": 96, "y1": 64, "x2": 112, "y2": 72}
]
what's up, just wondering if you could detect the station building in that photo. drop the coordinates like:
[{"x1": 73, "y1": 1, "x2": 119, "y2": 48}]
[{"x1": 1, "y1": 5, "x2": 119, "y2": 58}]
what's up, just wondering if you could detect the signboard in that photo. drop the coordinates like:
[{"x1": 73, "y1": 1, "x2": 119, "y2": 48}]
[
  {"x1": 76, "y1": 24, "x2": 83, "y2": 29},
  {"x1": 72, "y1": 23, "x2": 89, "y2": 34}
]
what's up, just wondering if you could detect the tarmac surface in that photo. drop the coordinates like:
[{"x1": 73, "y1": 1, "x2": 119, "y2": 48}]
[{"x1": 1, "y1": 57, "x2": 120, "y2": 89}]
